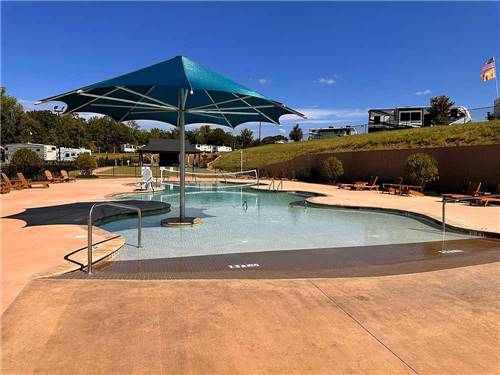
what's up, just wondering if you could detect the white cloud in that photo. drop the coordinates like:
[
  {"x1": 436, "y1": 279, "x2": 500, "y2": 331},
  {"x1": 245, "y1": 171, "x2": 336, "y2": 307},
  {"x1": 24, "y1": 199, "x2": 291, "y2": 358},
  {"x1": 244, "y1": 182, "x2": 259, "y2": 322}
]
[
  {"x1": 316, "y1": 77, "x2": 336, "y2": 86},
  {"x1": 281, "y1": 107, "x2": 367, "y2": 126},
  {"x1": 415, "y1": 89, "x2": 432, "y2": 96},
  {"x1": 257, "y1": 78, "x2": 268, "y2": 85}
]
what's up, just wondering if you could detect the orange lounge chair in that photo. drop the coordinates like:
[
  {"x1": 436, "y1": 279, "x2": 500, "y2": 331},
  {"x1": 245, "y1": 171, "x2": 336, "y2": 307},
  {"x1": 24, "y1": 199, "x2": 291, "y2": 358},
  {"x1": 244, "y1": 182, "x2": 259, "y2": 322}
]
[
  {"x1": 382, "y1": 177, "x2": 403, "y2": 194},
  {"x1": 16, "y1": 172, "x2": 50, "y2": 189},
  {"x1": 1, "y1": 183, "x2": 10, "y2": 194},
  {"x1": 1, "y1": 172, "x2": 23, "y2": 190},
  {"x1": 60, "y1": 170, "x2": 76, "y2": 182},
  {"x1": 442, "y1": 181, "x2": 482, "y2": 201},
  {"x1": 354, "y1": 176, "x2": 379, "y2": 191},
  {"x1": 44, "y1": 170, "x2": 64, "y2": 183},
  {"x1": 470, "y1": 184, "x2": 500, "y2": 207},
  {"x1": 401, "y1": 178, "x2": 425, "y2": 196}
]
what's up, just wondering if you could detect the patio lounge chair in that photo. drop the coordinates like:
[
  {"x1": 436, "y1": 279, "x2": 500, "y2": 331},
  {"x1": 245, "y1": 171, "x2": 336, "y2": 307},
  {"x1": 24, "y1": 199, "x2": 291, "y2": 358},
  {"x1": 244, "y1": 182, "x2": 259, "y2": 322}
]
[
  {"x1": 401, "y1": 178, "x2": 425, "y2": 196},
  {"x1": 470, "y1": 184, "x2": 500, "y2": 207},
  {"x1": 1, "y1": 172, "x2": 23, "y2": 190},
  {"x1": 60, "y1": 170, "x2": 76, "y2": 182},
  {"x1": 137, "y1": 167, "x2": 154, "y2": 191},
  {"x1": 16, "y1": 172, "x2": 50, "y2": 189},
  {"x1": 354, "y1": 176, "x2": 379, "y2": 191},
  {"x1": 339, "y1": 176, "x2": 379, "y2": 191},
  {"x1": 382, "y1": 177, "x2": 403, "y2": 194},
  {"x1": 44, "y1": 170, "x2": 64, "y2": 183},
  {"x1": 1, "y1": 183, "x2": 10, "y2": 194},
  {"x1": 442, "y1": 181, "x2": 482, "y2": 201}
]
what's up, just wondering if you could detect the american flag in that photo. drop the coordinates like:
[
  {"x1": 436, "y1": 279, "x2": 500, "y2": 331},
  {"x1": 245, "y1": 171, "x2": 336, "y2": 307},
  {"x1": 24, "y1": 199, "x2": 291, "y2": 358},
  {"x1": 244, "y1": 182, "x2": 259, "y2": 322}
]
[
  {"x1": 481, "y1": 57, "x2": 495, "y2": 72},
  {"x1": 481, "y1": 57, "x2": 496, "y2": 82}
]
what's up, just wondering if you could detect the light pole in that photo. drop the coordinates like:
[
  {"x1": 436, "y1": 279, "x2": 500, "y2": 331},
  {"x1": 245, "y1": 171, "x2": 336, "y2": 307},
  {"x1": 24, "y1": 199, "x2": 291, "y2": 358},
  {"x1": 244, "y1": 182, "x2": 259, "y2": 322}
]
[
  {"x1": 53, "y1": 106, "x2": 65, "y2": 162},
  {"x1": 240, "y1": 149, "x2": 243, "y2": 172}
]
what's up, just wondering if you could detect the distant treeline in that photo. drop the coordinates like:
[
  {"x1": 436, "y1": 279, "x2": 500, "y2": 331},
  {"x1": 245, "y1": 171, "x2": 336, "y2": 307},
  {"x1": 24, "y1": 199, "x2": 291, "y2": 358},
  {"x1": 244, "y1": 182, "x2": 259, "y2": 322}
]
[{"x1": 0, "y1": 87, "x2": 278, "y2": 152}]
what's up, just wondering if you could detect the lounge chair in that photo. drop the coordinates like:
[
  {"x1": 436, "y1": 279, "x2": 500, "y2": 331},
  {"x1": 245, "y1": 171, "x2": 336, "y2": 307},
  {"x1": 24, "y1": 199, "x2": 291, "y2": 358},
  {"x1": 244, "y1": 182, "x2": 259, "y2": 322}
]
[
  {"x1": 442, "y1": 181, "x2": 482, "y2": 201},
  {"x1": 401, "y1": 178, "x2": 425, "y2": 196},
  {"x1": 44, "y1": 170, "x2": 64, "y2": 183},
  {"x1": 470, "y1": 184, "x2": 500, "y2": 207},
  {"x1": 382, "y1": 177, "x2": 403, "y2": 194},
  {"x1": 1, "y1": 172, "x2": 23, "y2": 190},
  {"x1": 16, "y1": 172, "x2": 50, "y2": 189},
  {"x1": 137, "y1": 167, "x2": 154, "y2": 191},
  {"x1": 339, "y1": 176, "x2": 379, "y2": 191},
  {"x1": 60, "y1": 170, "x2": 76, "y2": 182},
  {"x1": 1, "y1": 183, "x2": 10, "y2": 194},
  {"x1": 353, "y1": 176, "x2": 379, "y2": 191}
]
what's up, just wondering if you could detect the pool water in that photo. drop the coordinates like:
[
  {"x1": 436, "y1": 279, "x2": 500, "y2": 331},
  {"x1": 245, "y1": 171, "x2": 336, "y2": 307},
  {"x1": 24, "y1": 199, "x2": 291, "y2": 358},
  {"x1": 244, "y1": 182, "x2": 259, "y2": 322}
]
[{"x1": 101, "y1": 184, "x2": 472, "y2": 260}]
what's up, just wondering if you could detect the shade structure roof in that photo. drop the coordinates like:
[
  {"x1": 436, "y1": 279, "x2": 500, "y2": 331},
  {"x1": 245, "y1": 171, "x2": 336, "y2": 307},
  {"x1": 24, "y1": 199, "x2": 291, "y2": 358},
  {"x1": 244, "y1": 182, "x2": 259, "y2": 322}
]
[
  {"x1": 38, "y1": 56, "x2": 305, "y2": 127},
  {"x1": 138, "y1": 138, "x2": 200, "y2": 154}
]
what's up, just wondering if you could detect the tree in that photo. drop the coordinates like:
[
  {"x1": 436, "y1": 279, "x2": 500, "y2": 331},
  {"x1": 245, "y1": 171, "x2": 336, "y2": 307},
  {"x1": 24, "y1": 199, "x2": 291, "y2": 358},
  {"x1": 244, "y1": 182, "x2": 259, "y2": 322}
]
[
  {"x1": 1, "y1": 87, "x2": 25, "y2": 145},
  {"x1": 236, "y1": 128, "x2": 254, "y2": 148},
  {"x1": 428, "y1": 96, "x2": 455, "y2": 125},
  {"x1": 10, "y1": 149, "x2": 43, "y2": 178},
  {"x1": 289, "y1": 124, "x2": 303, "y2": 142},
  {"x1": 321, "y1": 156, "x2": 344, "y2": 183},
  {"x1": 75, "y1": 153, "x2": 97, "y2": 176},
  {"x1": 405, "y1": 153, "x2": 439, "y2": 184}
]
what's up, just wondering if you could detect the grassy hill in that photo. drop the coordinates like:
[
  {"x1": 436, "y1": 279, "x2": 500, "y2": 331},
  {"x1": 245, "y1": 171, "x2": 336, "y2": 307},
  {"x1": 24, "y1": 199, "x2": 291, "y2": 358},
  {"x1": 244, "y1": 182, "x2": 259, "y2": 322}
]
[{"x1": 212, "y1": 120, "x2": 500, "y2": 171}]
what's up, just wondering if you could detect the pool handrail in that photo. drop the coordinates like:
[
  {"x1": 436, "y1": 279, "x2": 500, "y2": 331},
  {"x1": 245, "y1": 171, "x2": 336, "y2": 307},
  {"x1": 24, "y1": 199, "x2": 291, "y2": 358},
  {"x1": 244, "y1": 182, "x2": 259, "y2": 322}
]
[{"x1": 87, "y1": 202, "x2": 142, "y2": 275}]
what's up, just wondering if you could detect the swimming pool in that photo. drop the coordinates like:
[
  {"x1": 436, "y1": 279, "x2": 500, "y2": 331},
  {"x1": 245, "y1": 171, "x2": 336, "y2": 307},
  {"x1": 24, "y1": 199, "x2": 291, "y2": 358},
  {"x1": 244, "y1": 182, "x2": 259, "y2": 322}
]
[{"x1": 100, "y1": 184, "x2": 473, "y2": 261}]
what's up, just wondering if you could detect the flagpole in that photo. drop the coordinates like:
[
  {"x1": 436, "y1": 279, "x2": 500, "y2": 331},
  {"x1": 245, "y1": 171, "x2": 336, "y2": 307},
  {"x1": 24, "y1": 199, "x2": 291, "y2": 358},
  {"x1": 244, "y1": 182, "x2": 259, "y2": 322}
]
[{"x1": 495, "y1": 57, "x2": 499, "y2": 100}]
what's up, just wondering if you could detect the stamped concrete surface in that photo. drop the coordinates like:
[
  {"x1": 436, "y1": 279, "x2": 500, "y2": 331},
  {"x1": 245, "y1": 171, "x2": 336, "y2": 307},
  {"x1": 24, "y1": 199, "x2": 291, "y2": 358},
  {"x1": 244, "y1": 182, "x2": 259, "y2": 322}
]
[{"x1": 2, "y1": 262, "x2": 499, "y2": 375}]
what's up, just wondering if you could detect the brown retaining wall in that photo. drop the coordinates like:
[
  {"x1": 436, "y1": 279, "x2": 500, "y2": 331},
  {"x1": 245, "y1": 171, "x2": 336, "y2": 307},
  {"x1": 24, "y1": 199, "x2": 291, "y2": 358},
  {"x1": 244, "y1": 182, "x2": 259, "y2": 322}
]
[{"x1": 263, "y1": 144, "x2": 500, "y2": 193}]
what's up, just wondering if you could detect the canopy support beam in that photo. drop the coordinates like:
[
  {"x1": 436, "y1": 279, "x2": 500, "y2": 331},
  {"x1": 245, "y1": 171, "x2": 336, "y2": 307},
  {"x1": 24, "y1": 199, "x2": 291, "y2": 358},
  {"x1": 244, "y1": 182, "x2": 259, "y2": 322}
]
[{"x1": 178, "y1": 88, "x2": 187, "y2": 221}]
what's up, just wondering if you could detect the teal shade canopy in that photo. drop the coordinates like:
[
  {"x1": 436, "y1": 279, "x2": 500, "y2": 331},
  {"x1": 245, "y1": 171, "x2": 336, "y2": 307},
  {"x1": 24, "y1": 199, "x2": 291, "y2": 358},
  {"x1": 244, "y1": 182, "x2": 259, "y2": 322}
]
[{"x1": 38, "y1": 56, "x2": 304, "y2": 127}]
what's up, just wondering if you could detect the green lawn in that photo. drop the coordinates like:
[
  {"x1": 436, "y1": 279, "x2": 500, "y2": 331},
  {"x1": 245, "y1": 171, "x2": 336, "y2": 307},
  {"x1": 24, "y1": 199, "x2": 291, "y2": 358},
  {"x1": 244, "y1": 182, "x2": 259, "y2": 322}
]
[{"x1": 212, "y1": 120, "x2": 500, "y2": 171}]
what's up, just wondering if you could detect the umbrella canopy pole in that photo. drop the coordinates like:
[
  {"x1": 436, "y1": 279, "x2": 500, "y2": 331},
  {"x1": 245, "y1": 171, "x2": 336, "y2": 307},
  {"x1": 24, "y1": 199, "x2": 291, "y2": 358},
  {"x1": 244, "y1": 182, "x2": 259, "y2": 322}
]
[{"x1": 178, "y1": 89, "x2": 186, "y2": 221}]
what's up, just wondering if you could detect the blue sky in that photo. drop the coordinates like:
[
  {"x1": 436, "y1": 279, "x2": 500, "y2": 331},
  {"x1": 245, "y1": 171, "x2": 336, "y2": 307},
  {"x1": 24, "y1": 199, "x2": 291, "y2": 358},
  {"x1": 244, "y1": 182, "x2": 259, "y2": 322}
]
[{"x1": 2, "y1": 1, "x2": 499, "y2": 137}]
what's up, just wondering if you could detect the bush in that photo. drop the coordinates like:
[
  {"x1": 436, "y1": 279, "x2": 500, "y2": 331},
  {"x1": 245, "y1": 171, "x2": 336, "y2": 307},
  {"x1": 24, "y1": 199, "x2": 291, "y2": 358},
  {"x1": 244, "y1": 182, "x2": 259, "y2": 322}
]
[
  {"x1": 75, "y1": 153, "x2": 97, "y2": 176},
  {"x1": 320, "y1": 156, "x2": 344, "y2": 183},
  {"x1": 405, "y1": 153, "x2": 439, "y2": 184},
  {"x1": 10, "y1": 149, "x2": 43, "y2": 178}
]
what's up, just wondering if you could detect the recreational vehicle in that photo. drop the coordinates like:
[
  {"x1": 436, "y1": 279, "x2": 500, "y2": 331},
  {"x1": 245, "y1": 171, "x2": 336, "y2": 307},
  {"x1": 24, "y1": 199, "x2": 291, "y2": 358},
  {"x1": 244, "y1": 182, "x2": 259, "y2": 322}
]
[
  {"x1": 368, "y1": 106, "x2": 471, "y2": 132},
  {"x1": 4, "y1": 143, "x2": 58, "y2": 162},
  {"x1": 308, "y1": 126, "x2": 358, "y2": 140},
  {"x1": 57, "y1": 147, "x2": 91, "y2": 161}
]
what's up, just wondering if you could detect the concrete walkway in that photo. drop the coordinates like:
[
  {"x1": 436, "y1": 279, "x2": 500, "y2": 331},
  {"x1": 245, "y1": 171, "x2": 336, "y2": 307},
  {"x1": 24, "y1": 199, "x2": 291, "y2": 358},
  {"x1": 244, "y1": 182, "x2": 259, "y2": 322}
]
[{"x1": 2, "y1": 262, "x2": 499, "y2": 375}]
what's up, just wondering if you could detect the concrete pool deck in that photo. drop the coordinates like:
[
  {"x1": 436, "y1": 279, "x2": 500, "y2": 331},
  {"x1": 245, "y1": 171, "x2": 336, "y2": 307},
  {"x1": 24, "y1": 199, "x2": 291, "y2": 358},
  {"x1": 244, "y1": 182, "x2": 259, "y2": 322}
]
[{"x1": 1, "y1": 177, "x2": 499, "y2": 374}]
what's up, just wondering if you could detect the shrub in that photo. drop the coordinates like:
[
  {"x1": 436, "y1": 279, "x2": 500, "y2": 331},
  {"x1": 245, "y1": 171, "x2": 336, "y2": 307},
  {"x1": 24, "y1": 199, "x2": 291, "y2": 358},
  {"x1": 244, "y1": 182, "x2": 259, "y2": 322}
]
[
  {"x1": 10, "y1": 149, "x2": 43, "y2": 178},
  {"x1": 405, "y1": 153, "x2": 439, "y2": 184},
  {"x1": 75, "y1": 153, "x2": 97, "y2": 176},
  {"x1": 320, "y1": 156, "x2": 344, "y2": 183}
]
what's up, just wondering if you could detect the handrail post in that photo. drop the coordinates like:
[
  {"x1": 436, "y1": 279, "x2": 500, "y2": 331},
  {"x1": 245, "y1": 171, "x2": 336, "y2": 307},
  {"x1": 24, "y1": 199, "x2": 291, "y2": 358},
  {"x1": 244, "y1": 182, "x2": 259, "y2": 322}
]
[
  {"x1": 442, "y1": 198, "x2": 446, "y2": 237},
  {"x1": 87, "y1": 202, "x2": 142, "y2": 275}
]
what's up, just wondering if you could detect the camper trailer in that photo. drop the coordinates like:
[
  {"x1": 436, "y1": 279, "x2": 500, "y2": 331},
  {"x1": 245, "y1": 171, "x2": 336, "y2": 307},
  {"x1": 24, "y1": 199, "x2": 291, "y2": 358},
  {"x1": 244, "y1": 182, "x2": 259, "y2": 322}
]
[
  {"x1": 368, "y1": 106, "x2": 471, "y2": 132},
  {"x1": 4, "y1": 143, "x2": 58, "y2": 162},
  {"x1": 195, "y1": 144, "x2": 232, "y2": 153},
  {"x1": 57, "y1": 147, "x2": 91, "y2": 161},
  {"x1": 308, "y1": 126, "x2": 358, "y2": 140}
]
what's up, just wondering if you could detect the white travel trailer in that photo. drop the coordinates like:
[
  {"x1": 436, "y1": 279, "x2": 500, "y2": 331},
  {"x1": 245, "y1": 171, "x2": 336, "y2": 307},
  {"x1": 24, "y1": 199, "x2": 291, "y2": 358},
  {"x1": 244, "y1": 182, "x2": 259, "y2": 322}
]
[
  {"x1": 195, "y1": 144, "x2": 232, "y2": 153},
  {"x1": 58, "y1": 147, "x2": 91, "y2": 161},
  {"x1": 120, "y1": 143, "x2": 137, "y2": 153},
  {"x1": 4, "y1": 143, "x2": 58, "y2": 162}
]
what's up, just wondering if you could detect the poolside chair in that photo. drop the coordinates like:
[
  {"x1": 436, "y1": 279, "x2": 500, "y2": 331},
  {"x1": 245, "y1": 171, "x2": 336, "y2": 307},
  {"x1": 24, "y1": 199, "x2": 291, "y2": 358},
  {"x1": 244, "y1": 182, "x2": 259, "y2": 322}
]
[
  {"x1": 44, "y1": 170, "x2": 64, "y2": 183},
  {"x1": 382, "y1": 177, "x2": 403, "y2": 194},
  {"x1": 401, "y1": 178, "x2": 425, "y2": 196},
  {"x1": 1, "y1": 172, "x2": 23, "y2": 190},
  {"x1": 355, "y1": 176, "x2": 379, "y2": 191},
  {"x1": 442, "y1": 181, "x2": 482, "y2": 201},
  {"x1": 137, "y1": 167, "x2": 154, "y2": 191},
  {"x1": 16, "y1": 172, "x2": 50, "y2": 189},
  {"x1": 60, "y1": 170, "x2": 76, "y2": 182},
  {"x1": 1, "y1": 183, "x2": 10, "y2": 194},
  {"x1": 470, "y1": 184, "x2": 500, "y2": 207}
]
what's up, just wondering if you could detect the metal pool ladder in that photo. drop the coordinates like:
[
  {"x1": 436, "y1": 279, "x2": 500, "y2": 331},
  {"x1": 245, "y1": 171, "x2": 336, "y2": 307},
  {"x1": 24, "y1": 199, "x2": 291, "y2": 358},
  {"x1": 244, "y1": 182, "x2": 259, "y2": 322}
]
[
  {"x1": 268, "y1": 178, "x2": 283, "y2": 191},
  {"x1": 87, "y1": 202, "x2": 142, "y2": 275}
]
